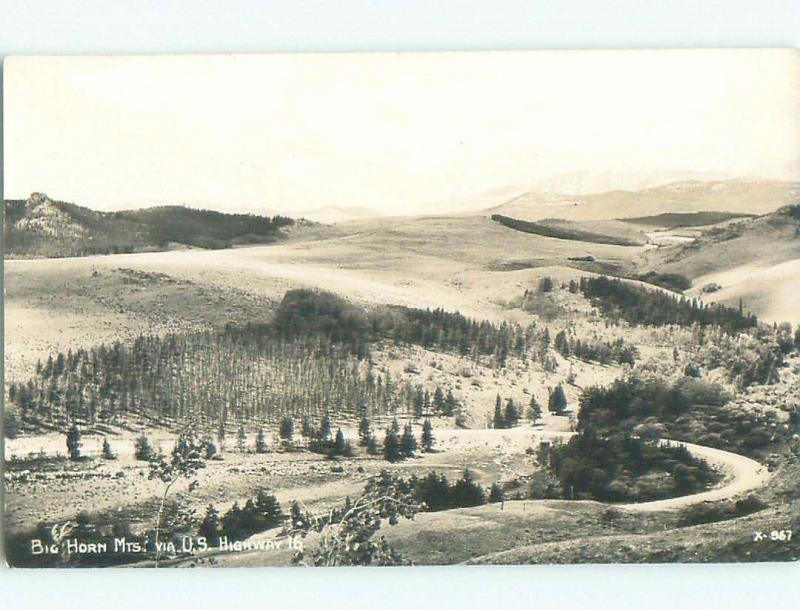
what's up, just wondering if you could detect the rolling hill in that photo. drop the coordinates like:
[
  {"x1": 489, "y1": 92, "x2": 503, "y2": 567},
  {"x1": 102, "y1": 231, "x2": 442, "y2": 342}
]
[
  {"x1": 484, "y1": 180, "x2": 800, "y2": 222},
  {"x1": 3, "y1": 193, "x2": 294, "y2": 258},
  {"x1": 643, "y1": 204, "x2": 800, "y2": 324}
]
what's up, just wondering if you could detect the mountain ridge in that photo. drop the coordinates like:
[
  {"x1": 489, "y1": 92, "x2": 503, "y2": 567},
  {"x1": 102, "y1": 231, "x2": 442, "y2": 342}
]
[{"x1": 4, "y1": 193, "x2": 294, "y2": 259}]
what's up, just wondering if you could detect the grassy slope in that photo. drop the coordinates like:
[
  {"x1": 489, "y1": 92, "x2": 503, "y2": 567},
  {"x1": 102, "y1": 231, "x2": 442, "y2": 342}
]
[{"x1": 642, "y1": 207, "x2": 800, "y2": 323}]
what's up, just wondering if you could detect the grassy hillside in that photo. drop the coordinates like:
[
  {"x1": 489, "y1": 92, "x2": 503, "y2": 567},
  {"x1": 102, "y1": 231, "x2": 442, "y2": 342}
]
[
  {"x1": 4, "y1": 193, "x2": 294, "y2": 258},
  {"x1": 641, "y1": 205, "x2": 800, "y2": 324},
  {"x1": 642, "y1": 205, "x2": 800, "y2": 279}
]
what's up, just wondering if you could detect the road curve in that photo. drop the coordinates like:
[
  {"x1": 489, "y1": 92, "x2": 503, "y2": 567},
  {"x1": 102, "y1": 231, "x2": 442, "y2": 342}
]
[
  {"x1": 531, "y1": 430, "x2": 772, "y2": 512},
  {"x1": 617, "y1": 439, "x2": 773, "y2": 511}
]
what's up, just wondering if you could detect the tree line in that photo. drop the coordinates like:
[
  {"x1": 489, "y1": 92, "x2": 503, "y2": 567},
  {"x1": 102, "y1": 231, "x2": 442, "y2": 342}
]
[{"x1": 579, "y1": 275, "x2": 758, "y2": 333}]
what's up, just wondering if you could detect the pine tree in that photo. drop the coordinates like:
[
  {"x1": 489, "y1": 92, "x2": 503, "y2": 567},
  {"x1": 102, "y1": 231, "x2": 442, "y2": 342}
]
[
  {"x1": 504, "y1": 398, "x2": 520, "y2": 428},
  {"x1": 255, "y1": 427, "x2": 269, "y2": 453},
  {"x1": 302, "y1": 416, "x2": 315, "y2": 439},
  {"x1": 217, "y1": 421, "x2": 226, "y2": 450},
  {"x1": 319, "y1": 414, "x2": 332, "y2": 440},
  {"x1": 3, "y1": 406, "x2": 21, "y2": 439},
  {"x1": 493, "y1": 395, "x2": 505, "y2": 429},
  {"x1": 198, "y1": 504, "x2": 222, "y2": 545},
  {"x1": 134, "y1": 434, "x2": 154, "y2": 461},
  {"x1": 358, "y1": 416, "x2": 372, "y2": 446},
  {"x1": 390, "y1": 417, "x2": 400, "y2": 434},
  {"x1": 401, "y1": 423, "x2": 418, "y2": 458},
  {"x1": 489, "y1": 482, "x2": 505, "y2": 503},
  {"x1": 554, "y1": 330, "x2": 570, "y2": 357},
  {"x1": 102, "y1": 436, "x2": 116, "y2": 460},
  {"x1": 237, "y1": 424, "x2": 247, "y2": 453},
  {"x1": 334, "y1": 428, "x2": 346, "y2": 455},
  {"x1": 66, "y1": 424, "x2": 82, "y2": 460},
  {"x1": 255, "y1": 489, "x2": 284, "y2": 528},
  {"x1": 548, "y1": 385, "x2": 568, "y2": 415},
  {"x1": 528, "y1": 396, "x2": 543, "y2": 424},
  {"x1": 383, "y1": 428, "x2": 402, "y2": 462},
  {"x1": 443, "y1": 389, "x2": 457, "y2": 417},
  {"x1": 421, "y1": 418, "x2": 435, "y2": 452},
  {"x1": 280, "y1": 417, "x2": 294, "y2": 443},
  {"x1": 433, "y1": 387, "x2": 445, "y2": 413}
]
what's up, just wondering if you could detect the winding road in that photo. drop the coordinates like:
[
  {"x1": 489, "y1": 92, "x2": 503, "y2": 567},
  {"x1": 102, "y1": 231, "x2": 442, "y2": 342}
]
[{"x1": 529, "y1": 429, "x2": 772, "y2": 511}]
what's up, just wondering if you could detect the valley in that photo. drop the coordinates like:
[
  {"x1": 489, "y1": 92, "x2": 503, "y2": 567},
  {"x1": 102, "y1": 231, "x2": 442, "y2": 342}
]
[{"x1": 4, "y1": 184, "x2": 800, "y2": 567}]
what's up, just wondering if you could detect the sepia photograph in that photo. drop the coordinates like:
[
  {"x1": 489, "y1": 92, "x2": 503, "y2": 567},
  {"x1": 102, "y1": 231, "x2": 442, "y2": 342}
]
[{"x1": 3, "y1": 49, "x2": 800, "y2": 568}]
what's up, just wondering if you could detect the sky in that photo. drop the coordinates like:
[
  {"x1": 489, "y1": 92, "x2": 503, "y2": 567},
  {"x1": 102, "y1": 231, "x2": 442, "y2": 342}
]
[{"x1": 4, "y1": 49, "x2": 800, "y2": 215}]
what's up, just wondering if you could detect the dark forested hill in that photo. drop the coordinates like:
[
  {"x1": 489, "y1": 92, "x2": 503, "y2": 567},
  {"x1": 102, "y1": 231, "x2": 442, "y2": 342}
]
[
  {"x1": 3, "y1": 193, "x2": 294, "y2": 258},
  {"x1": 490, "y1": 214, "x2": 647, "y2": 246}
]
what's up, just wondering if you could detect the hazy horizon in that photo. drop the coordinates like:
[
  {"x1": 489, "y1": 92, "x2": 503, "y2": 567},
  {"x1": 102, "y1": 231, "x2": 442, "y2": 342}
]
[{"x1": 5, "y1": 50, "x2": 800, "y2": 215}]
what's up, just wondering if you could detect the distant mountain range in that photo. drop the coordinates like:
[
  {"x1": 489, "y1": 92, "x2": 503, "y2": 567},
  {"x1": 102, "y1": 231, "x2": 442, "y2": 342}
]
[
  {"x1": 481, "y1": 179, "x2": 800, "y2": 222},
  {"x1": 3, "y1": 193, "x2": 294, "y2": 259}
]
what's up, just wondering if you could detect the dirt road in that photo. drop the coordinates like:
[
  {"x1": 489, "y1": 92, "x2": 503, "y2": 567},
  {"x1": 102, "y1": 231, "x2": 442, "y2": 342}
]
[{"x1": 530, "y1": 429, "x2": 772, "y2": 511}]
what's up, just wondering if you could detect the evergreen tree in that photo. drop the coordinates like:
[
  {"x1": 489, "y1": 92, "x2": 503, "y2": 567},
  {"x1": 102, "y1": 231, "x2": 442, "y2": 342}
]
[
  {"x1": 383, "y1": 428, "x2": 402, "y2": 462},
  {"x1": 493, "y1": 395, "x2": 505, "y2": 429},
  {"x1": 217, "y1": 421, "x2": 226, "y2": 450},
  {"x1": 255, "y1": 488, "x2": 285, "y2": 527},
  {"x1": 134, "y1": 434, "x2": 154, "y2": 461},
  {"x1": 401, "y1": 423, "x2": 418, "y2": 458},
  {"x1": 548, "y1": 385, "x2": 568, "y2": 415},
  {"x1": 237, "y1": 424, "x2": 247, "y2": 453},
  {"x1": 528, "y1": 396, "x2": 543, "y2": 424},
  {"x1": 301, "y1": 416, "x2": 315, "y2": 439},
  {"x1": 102, "y1": 436, "x2": 116, "y2": 460},
  {"x1": 255, "y1": 427, "x2": 269, "y2": 453},
  {"x1": 66, "y1": 424, "x2": 82, "y2": 460},
  {"x1": 334, "y1": 428, "x2": 347, "y2": 455},
  {"x1": 279, "y1": 417, "x2": 294, "y2": 443},
  {"x1": 433, "y1": 387, "x2": 445, "y2": 413},
  {"x1": 489, "y1": 482, "x2": 505, "y2": 503},
  {"x1": 443, "y1": 389, "x2": 457, "y2": 417},
  {"x1": 358, "y1": 416, "x2": 372, "y2": 446},
  {"x1": 504, "y1": 398, "x2": 520, "y2": 428},
  {"x1": 198, "y1": 504, "x2": 222, "y2": 546},
  {"x1": 450, "y1": 469, "x2": 485, "y2": 507},
  {"x1": 421, "y1": 418, "x2": 435, "y2": 452},
  {"x1": 3, "y1": 407, "x2": 21, "y2": 439},
  {"x1": 319, "y1": 414, "x2": 332, "y2": 440},
  {"x1": 413, "y1": 389, "x2": 424, "y2": 419},
  {"x1": 390, "y1": 417, "x2": 400, "y2": 435},
  {"x1": 554, "y1": 330, "x2": 570, "y2": 357}
]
